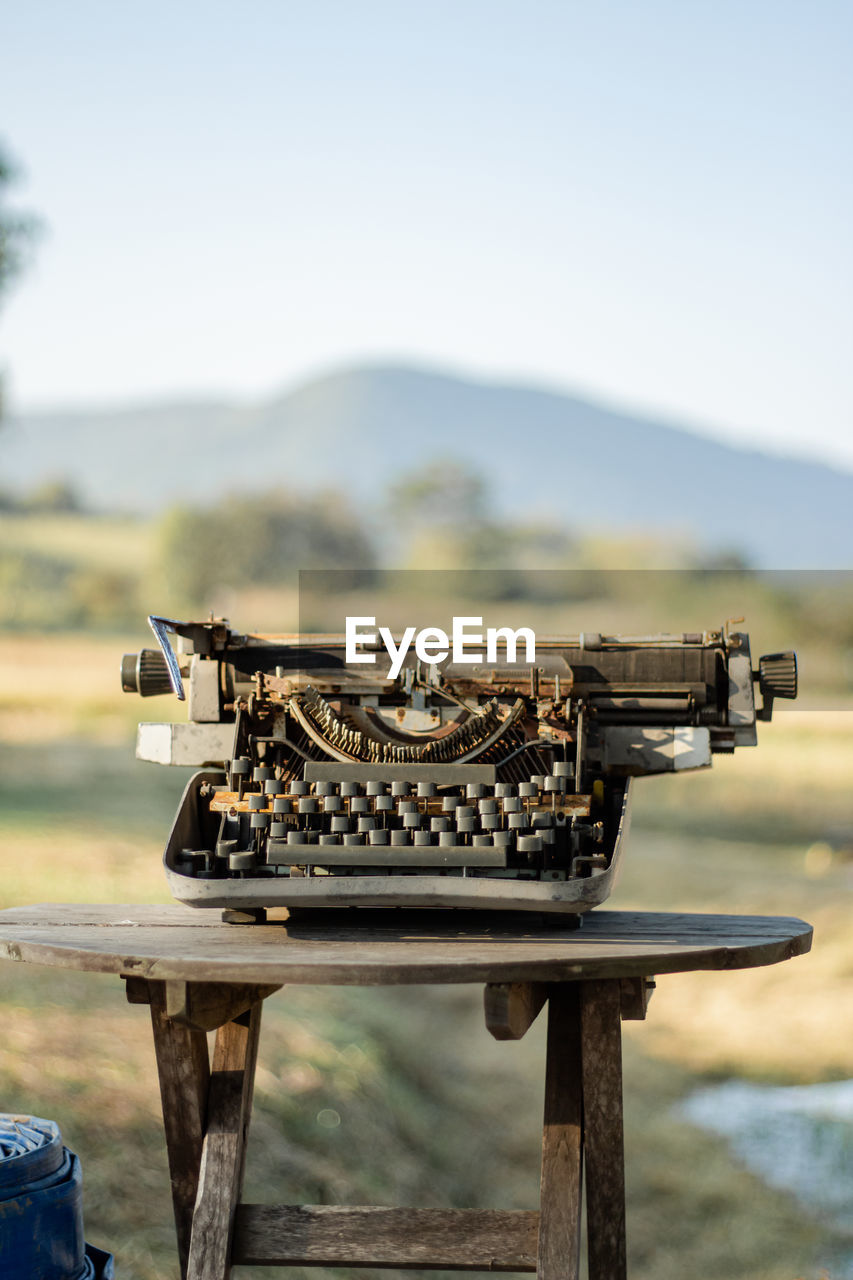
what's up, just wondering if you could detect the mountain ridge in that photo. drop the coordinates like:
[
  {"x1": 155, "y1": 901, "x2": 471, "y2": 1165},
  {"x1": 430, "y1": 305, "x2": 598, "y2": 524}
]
[{"x1": 2, "y1": 362, "x2": 850, "y2": 567}]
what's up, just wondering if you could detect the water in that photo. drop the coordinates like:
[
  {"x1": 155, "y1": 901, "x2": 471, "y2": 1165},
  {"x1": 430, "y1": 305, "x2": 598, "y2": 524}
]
[{"x1": 681, "y1": 1077, "x2": 853, "y2": 1272}]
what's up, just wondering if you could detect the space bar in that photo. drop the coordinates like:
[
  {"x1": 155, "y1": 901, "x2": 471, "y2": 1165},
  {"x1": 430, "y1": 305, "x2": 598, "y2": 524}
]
[{"x1": 266, "y1": 842, "x2": 507, "y2": 867}]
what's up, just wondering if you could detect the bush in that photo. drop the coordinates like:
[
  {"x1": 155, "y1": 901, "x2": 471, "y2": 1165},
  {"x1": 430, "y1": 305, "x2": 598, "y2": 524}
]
[{"x1": 155, "y1": 490, "x2": 376, "y2": 605}]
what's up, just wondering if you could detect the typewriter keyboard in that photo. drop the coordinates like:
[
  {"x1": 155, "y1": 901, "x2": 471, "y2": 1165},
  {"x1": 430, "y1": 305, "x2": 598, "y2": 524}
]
[{"x1": 175, "y1": 765, "x2": 608, "y2": 883}]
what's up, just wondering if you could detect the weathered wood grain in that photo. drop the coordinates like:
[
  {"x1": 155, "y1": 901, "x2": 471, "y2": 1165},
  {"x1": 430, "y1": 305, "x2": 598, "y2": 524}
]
[
  {"x1": 124, "y1": 974, "x2": 151, "y2": 1004},
  {"x1": 581, "y1": 981, "x2": 626, "y2": 1280},
  {"x1": 148, "y1": 981, "x2": 210, "y2": 1278},
  {"x1": 232, "y1": 1205, "x2": 540, "y2": 1269},
  {"x1": 619, "y1": 975, "x2": 655, "y2": 1021},
  {"x1": 164, "y1": 980, "x2": 281, "y2": 1031},
  {"x1": 186, "y1": 1002, "x2": 262, "y2": 1280},
  {"x1": 0, "y1": 905, "x2": 813, "y2": 985},
  {"x1": 537, "y1": 987, "x2": 583, "y2": 1280},
  {"x1": 484, "y1": 981, "x2": 547, "y2": 1040}
]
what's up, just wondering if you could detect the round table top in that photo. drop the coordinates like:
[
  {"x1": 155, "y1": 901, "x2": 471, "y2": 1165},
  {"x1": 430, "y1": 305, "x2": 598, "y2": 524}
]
[{"x1": 0, "y1": 903, "x2": 812, "y2": 986}]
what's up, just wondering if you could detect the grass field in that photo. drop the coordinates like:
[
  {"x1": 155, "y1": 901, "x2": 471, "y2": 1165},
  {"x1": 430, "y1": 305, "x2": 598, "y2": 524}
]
[{"x1": 1, "y1": 631, "x2": 852, "y2": 1278}]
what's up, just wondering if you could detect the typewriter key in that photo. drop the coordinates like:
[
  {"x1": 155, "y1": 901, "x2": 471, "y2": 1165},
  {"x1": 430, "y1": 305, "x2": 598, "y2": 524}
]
[
  {"x1": 533, "y1": 811, "x2": 555, "y2": 827},
  {"x1": 366, "y1": 780, "x2": 386, "y2": 796},
  {"x1": 417, "y1": 781, "x2": 436, "y2": 798},
  {"x1": 493, "y1": 831, "x2": 512, "y2": 849},
  {"x1": 390, "y1": 829, "x2": 409, "y2": 846},
  {"x1": 442, "y1": 794, "x2": 461, "y2": 812},
  {"x1": 494, "y1": 782, "x2": 515, "y2": 798},
  {"x1": 230, "y1": 757, "x2": 251, "y2": 798},
  {"x1": 273, "y1": 797, "x2": 292, "y2": 814},
  {"x1": 472, "y1": 834, "x2": 492, "y2": 847},
  {"x1": 403, "y1": 811, "x2": 422, "y2": 829},
  {"x1": 358, "y1": 816, "x2": 376, "y2": 833},
  {"x1": 456, "y1": 806, "x2": 475, "y2": 821},
  {"x1": 368, "y1": 828, "x2": 389, "y2": 844},
  {"x1": 518, "y1": 782, "x2": 538, "y2": 798},
  {"x1": 291, "y1": 780, "x2": 310, "y2": 796},
  {"x1": 319, "y1": 834, "x2": 339, "y2": 845},
  {"x1": 252, "y1": 766, "x2": 274, "y2": 783},
  {"x1": 431, "y1": 816, "x2": 449, "y2": 833},
  {"x1": 508, "y1": 812, "x2": 529, "y2": 830},
  {"x1": 517, "y1": 834, "x2": 543, "y2": 854},
  {"x1": 250, "y1": 811, "x2": 269, "y2": 829},
  {"x1": 264, "y1": 778, "x2": 284, "y2": 796},
  {"x1": 398, "y1": 799, "x2": 418, "y2": 815},
  {"x1": 270, "y1": 822, "x2": 289, "y2": 839},
  {"x1": 248, "y1": 794, "x2": 266, "y2": 811},
  {"x1": 287, "y1": 830, "x2": 307, "y2": 845},
  {"x1": 502, "y1": 796, "x2": 522, "y2": 813},
  {"x1": 375, "y1": 794, "x2": 394, "y2": 812},
  {"x1": 196, "y1": 853, "x2": 219, "y2": 880},
  {"x1": 350, "y1": 796, "x2": 370, "y2": 814},
  {"x1": 178, "y1": 849, "x2": 205, "y2": 871},
  {"x1": 478, "y1": 797, "x2": 497, "y2": 814},
  {"x1": 314, "y1": 780, "x2": 336, "y2": 797},
  {"x1": 480, "y1": 814, "x2": 500, "y2": 831},
  {"x1": 439, "y1": 830, "x2": 457, "y2": 847},
  {"x1": 413, "y1": 829, "x2": 432, "y2": 846},
  {"x1": 298, "y1": 797, "x2": 318, "y2": 814},
  {"x1": 466, "y1": 782, "x2": 486, "y2": 799},
  {"x1": 391, "y1": 781, "x2": 410, "y2": 797},
  {"x1": 229, "y1": 851, "x2": 257, "y2": 872},
  {"x1": 322, "y1": 795, "x2": 342, "y2": 812},
  {"x1": 340, "y1": 781, "x2": 360, "y2": 797},
  {"x1": 456, "y1": 814, "x2": 475, "y2": 835},
  {"x1": 554, "y1": 760, "x2": 574, "y2": 778},
  {"x1": 330, "y1": 816, "x2": 349, "y2": 834},
  {"x1": 343, "y1": 832, "x2": 364, "y2": 845}
]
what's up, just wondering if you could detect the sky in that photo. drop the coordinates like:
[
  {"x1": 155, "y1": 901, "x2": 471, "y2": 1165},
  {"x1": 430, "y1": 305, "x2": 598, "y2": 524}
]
[{"x1": 2, "y1": 0, "x2": 851, "y2": 470}]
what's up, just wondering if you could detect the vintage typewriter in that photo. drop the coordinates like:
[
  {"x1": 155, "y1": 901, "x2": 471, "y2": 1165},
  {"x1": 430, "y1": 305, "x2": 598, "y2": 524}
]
[{"x1": 121, "y1": 616, "x2": 796, "y2": 918}]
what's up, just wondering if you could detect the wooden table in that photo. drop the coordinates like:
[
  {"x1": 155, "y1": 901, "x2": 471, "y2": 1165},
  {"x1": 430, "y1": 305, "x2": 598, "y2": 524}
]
[{"x1": 0, "y1": 904, "x2": 812, "y2": 1280}]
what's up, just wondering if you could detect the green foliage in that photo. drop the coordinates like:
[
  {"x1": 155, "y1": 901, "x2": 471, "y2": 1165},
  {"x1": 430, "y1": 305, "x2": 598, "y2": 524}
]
[
  {"x1": 0, "y1": 142, "x2": 40, "y2": 310},
  {"x1": 387, "y1": 459, "x2": 489, "y2": 532},
  {"x1": 22, "y1": 478, "x2": 84, "y2": 513},
  {"x1": 0, "y1": 548, "x2": 71, "y2": 627},
  {"x1": 0, "y1": 546, "x2": 141, "y2": 630},
  {"x1": 155, "y1": 490, "x2": 377, "y2": 606}
]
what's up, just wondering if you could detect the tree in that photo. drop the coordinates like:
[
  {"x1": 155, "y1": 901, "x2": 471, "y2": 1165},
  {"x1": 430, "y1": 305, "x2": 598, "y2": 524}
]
[
  {"x1": 155, "y1": 490, "x2": 377, "y2": 606},
  {"x1": 0, "y1": 143, "x2": 38, "y2": 308},
  {"x1": 0, "y1": 143, "x2": 40, "y2": 424},
  {"x1": 386, "y1": 460, "x2": 490, "y2": 534}
]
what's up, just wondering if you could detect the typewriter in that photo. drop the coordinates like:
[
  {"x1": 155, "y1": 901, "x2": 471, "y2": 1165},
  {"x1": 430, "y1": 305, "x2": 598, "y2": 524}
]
[{"x1": 121, "y1": 616, "x2": 796, "y2": 918}]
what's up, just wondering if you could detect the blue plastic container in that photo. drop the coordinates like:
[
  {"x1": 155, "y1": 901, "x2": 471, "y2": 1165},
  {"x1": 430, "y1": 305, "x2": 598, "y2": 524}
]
[{"x1": 0, "y1": 1115, "x2": 114, "y2": 1278}]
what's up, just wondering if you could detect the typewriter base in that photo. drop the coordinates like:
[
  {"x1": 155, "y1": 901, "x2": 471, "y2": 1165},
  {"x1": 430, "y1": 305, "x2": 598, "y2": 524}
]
[
  {"x1": 164, "y1": 771, "x2": 631, "y2": 918},
  {"x1": 165, "y1": 866, "x2": 617, "y2": 915}
]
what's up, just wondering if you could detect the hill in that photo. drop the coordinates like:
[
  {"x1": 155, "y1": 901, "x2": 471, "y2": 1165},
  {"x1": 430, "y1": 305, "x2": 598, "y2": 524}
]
[{"x1": 3, "y1": 363, "x2": 851, "y2": 566}]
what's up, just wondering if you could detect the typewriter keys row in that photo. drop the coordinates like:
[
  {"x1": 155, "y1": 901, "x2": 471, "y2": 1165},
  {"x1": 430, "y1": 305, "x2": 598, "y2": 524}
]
[{"x1": 177, "y1": 768, "x2": 602, "y2": 883}]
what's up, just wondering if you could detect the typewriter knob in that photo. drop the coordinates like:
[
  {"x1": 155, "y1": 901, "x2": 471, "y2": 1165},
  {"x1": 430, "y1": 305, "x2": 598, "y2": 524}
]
[
  {"x1": 758, "y1": 652, "x2": 797, "y2": 700},
  {"x1": 120, "y1": 648, "x2": 173, "y2": 697},
  {"x1": 756, "y1": 651, "x2": 797, "y2": 719}
]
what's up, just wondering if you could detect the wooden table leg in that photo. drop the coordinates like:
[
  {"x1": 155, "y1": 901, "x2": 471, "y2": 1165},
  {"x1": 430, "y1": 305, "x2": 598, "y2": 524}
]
[
  {"x1": 186, "y1": 1001, "x2": 263, "y2": 1280},
  {"x1": 148, "y1": 981, "x2": 211, "y2": 1280},
  {"x1": 537, "y1": 985, "x2": 584, "y2": 1280},
  {"x1": 580, "y1": 980, "x2": 627, "y2": 1280}
]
